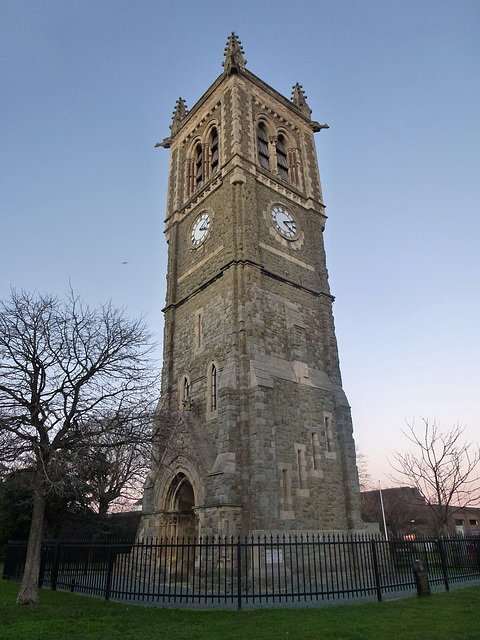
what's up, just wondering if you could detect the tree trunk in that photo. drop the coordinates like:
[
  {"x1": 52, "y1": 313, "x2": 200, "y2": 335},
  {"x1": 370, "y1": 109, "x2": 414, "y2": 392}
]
[
  {"x1": 98, "y1": 496, "x2": 110, "y2": 515},
  {"x1": 16, "y1": 469, "x2": 46, "y2": 605},
  {"x1": 98, "y1": 491, "x2": 119, "y2": 515}
]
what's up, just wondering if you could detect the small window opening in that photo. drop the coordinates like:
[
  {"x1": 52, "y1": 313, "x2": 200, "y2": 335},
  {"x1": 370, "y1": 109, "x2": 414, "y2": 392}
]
[
  {"x1": 196, "y1": 312, "x2": 202, "y2": 349},
  {"x1": 183, "y1": 377, "x2": 190, "y2": 403},
  {"x1": 325, "y1": 415, "x2": 333, "y2": 452},
  {"x1": 297, "y1": 448, "x2": 307, "y2": 489},
  {"x1": 312, "y1": 432, "x2": 321, "y2": 471},
  {"x1": 210, "y1": 363, "x2": 217, "y2": 412},
  {"x1": 281, "y1": 469, "x2": 289, "y2": 510}
]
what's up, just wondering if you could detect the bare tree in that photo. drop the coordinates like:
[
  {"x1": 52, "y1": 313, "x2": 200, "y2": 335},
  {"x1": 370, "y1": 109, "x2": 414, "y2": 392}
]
[
  {"x1": 0, "y1": 289, "x2": 159, "y2": 604},
  {"x1": 81, "y1": 428, "x2": 151, "y2": 514},
  {"x1": 390, "y1": 418, "x2": 480, "y2": 534},
  {"x1": 356, "y1": 446, "x2": 373, "y2": 492}
]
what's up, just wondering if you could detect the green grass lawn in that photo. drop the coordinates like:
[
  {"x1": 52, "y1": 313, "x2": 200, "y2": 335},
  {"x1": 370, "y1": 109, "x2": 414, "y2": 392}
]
[{"x1": 1, "y1": 579, "x2": 479, "y2": 640}]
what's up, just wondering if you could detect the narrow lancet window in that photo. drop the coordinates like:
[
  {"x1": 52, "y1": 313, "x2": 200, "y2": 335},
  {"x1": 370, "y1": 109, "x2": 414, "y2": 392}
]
[
  {"x1": 195, "y1": 312, "x2": 202, "y2": 349},
  {"x1": 297, "y1": 448, "x2": 307, "y2": 489},
  {"x1": 210, "y1": 363, "x2": 217, "y2": 411},
  {"x1": 281, "y1": 469, "x2": 289, "y2": 510},
  {"x1": 325, "y1": 415, "x2": 334, "y2": 452},
  {"x1": 312, "y1": 432, "x2": 321, "y2": 471},
  {"x1": 183, "y1": 376, "x2": 191, "y2": 404}
]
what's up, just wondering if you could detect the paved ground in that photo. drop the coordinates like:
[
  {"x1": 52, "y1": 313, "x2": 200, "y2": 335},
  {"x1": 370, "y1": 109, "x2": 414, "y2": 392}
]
[{"x1": 104, "y1": 576, "x2": 480, "y2": 610}]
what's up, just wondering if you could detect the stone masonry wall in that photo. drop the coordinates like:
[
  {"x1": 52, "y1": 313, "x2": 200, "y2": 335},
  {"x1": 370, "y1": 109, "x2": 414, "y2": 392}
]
[{"x1": 143, "y1": 60, "x2": 362, "y2": 539}]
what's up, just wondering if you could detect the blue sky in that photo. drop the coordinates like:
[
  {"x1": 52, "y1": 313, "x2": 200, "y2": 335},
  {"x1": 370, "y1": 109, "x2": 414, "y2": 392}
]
[{"x1": 1, "y1": 0, "x2": 479, "y2": 482}]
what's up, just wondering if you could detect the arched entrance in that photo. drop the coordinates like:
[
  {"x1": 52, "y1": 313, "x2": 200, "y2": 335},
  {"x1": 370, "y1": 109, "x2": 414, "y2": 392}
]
[{"x1": 161, "y1": 472, "x2": 198, "y2": 540}]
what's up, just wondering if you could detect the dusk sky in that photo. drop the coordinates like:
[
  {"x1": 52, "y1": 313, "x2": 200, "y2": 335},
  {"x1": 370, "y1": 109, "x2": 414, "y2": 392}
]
[{"x1": 1, "y1": 1, "x2": 479, "y2": 484}]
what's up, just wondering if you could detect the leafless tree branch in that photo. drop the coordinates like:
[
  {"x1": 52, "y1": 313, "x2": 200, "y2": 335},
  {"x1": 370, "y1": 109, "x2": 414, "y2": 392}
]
[
  {"x1": 0, "y1": 289, "x2": 160, "y2": 604},
  {"x1": 389, "y1": 417, "x2": 480, "y2": 533}
]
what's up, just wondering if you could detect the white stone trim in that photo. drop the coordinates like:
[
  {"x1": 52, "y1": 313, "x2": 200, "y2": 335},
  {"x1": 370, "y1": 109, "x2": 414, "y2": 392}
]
[
  {"x1": 259, "y1": 242, "x2": 313, "y2": 268},
  {"x1": 177, "y1": 245, "x2": 223, "y2": 283}
]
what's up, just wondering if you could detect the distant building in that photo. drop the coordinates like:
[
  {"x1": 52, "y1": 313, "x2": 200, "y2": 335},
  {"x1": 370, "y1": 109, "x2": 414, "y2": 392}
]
[
  {"x1": 361, "y1": 486, "x2": 480, "y2": 537},
  {"x1": 452, "y1": 507, "x2": 480, "y2": 536}
]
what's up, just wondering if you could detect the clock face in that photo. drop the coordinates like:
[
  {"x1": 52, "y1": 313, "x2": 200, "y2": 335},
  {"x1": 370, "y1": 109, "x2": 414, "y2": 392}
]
[
  {"x1": 272, "y1": 205, "x2": 297, "y2": 239},
  {"x1": 191, "y1": 212, "x2": 211, "y2": 246}
]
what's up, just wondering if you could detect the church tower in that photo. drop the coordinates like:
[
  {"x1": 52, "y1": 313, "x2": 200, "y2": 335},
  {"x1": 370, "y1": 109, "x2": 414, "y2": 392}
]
[{"x1": 141, "y1": 35, "x2": 363, "y2": 539}]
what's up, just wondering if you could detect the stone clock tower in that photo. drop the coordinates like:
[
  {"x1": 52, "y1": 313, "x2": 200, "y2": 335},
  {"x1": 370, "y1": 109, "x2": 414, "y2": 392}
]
[{"x1": 140, "y1": 34, "x2": 363, "y2": 539}]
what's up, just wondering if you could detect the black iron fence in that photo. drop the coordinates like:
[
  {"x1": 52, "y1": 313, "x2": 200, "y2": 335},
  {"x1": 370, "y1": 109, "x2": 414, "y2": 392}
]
[{"x1": 4, "y1": 535, "x2": 480, "y2": 609}]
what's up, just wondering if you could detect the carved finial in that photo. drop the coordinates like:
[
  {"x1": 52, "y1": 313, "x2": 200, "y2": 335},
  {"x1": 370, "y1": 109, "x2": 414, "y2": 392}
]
[
  {"x1": 170, "y1": 97, "x2": 188, "y2": 135},
  {"x1": 222, "y1": 32, "x2": 246, "y2": 74},
  {"x1": 292, "y1": 83, "x2": 307, "y2": 107},
  {"x1": 291, "y1": 83, "x2": 312, "y2": 119}
]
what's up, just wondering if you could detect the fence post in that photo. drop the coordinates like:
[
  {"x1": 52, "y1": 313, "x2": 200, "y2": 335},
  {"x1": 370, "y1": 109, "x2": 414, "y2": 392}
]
[
  {"x1": 413, "y1": 559, "x2": 431, "y2": 597},
  {"x1": 237, "y1": 537, "x2": 242, "y2": 611},
  {"x1": 105, "y1": 544, "x2": 114, "y2": 601},
  {"x1": 437, "y1": 538, "x2": 450, "y2": 592},
  {"x1": 51, "y1": 542, "x2": 60, "y2": 591},
  {"x1": 474, "y1": 539, "x2": 480, "y2": 574},
  {"x1": 371, "y1": 539, "x2": 382, "y2": 602}
]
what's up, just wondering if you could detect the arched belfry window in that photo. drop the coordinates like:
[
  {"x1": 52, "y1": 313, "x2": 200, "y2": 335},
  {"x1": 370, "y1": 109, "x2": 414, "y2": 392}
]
[
  {"x1": 257, "y1": 122, "x2": 270, "y2": 170},
  {"x1": 257, "y1": 122, "x2": 299, "y2": 186},
  {"x1": 186, "y1": 127, "x2": 219, "y2": 198},
  {"x1": 210, "y1": 128, "x2": 219, "y2": 176},
  {"x1": 276, "y1": 134, "x2": 289, "y2": 182}
]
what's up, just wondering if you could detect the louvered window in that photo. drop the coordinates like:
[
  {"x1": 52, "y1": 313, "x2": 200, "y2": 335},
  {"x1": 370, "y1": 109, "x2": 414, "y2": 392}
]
[
  {"x1": 195, "y1": 144, "x2": 203, "y2": 189},
  {"x1": 210, "y1": 128, "x2": 219, "y2": 175},
  {"x1": 276, "y1": 135, "x2": 289, "y2": 181},
  {"x1": 257, "y1": 123, "x2": 270, "y2": 169}
]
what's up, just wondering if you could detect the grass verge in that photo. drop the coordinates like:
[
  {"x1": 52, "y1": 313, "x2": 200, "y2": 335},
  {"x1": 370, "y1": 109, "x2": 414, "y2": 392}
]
[{"x1": 1, "y1": 579, "x2": 479, "y2": 640}]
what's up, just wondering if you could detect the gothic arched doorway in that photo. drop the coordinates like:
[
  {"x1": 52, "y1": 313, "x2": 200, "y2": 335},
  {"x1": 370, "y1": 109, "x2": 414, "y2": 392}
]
[{"x1": 162, "y1": 472, "x2": 198, "y2": 540}]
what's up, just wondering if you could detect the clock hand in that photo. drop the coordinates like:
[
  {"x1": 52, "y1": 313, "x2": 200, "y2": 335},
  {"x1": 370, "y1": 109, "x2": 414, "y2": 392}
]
[
  {"x1": 200, "y1": 223, "x2": 209, "y2": 231},
  {"x1": 284, "y1": 220, "x2": 296, "y2": 232}
]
